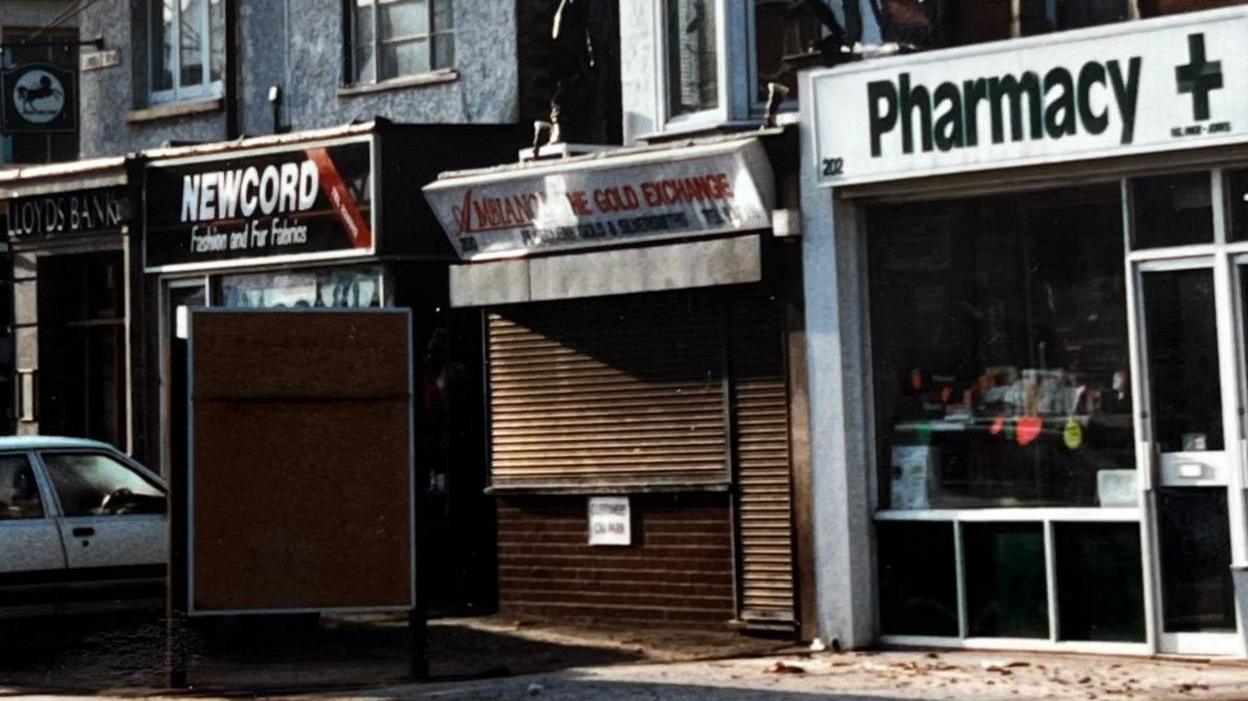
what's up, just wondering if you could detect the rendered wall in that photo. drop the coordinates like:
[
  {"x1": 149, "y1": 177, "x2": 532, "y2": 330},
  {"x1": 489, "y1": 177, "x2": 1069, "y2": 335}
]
[{"x1": 76, "y1": 0, "x2": 520, "y2": 158}]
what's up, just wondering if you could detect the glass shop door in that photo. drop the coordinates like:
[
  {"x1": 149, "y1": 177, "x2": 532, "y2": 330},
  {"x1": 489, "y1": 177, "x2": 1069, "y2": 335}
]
[
  {"x1": 1136, "y1": 257, "x2": 1245, "y2": 656},
  {"x1": 162, "y1": 278, "x2": 209, "y2": 479}
]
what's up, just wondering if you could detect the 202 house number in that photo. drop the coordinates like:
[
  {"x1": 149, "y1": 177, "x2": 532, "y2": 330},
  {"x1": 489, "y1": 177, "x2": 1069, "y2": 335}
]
[{"x1": 822, "y1": 158, "x2": 844, "y2": 177}]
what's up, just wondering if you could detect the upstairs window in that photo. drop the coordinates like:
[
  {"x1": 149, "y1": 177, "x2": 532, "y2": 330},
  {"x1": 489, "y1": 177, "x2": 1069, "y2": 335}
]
[
  {"x1": 150, "y1": 0, "x2": 225, "y2": 104},
  {"x1": 753, "y1": 0, "x2": 821, "y2": 102},
  {"x1": 879, "y1": 0, "x2": 1129, "y2": 49},
  {"x1": 1139, "y1": 0, "x2": 1244, "y2": 17},
  {"x1": 350, "y1": 0, "x2": 455, "y2": 84},
  {"x1": 666, "y1": 0, "x2": 718, "y2": 117}
]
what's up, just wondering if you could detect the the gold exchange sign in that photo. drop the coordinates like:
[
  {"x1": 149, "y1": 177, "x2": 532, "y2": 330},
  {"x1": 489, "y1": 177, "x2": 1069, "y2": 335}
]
[{"x1": 423, "y1": 138, "x2": 774, "y2": 260}]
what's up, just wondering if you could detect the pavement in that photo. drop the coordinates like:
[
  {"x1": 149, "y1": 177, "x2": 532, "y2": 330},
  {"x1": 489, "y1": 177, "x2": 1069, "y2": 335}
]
[
  {"x1": 349, "y1": 650, "x2": 1248, "y2": 701},
  {"x1": 4, "y1": 614, "x2": 1248, "y2": 700}
]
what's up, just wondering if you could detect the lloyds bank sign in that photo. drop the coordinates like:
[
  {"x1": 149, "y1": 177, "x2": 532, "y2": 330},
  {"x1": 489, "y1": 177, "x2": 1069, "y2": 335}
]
[{"x1": 809, "y1": 8, "x2": 1248, "y2": 186}]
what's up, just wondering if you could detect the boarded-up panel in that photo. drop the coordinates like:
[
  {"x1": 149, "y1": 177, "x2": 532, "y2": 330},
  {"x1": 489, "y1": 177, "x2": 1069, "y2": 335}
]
[
  {"x1": 732, "y1": 294, "x2": 797, "y2": 627},
  {"x1": 487, "y1": 295, "x2": 728, "y2": 489},
  {"x1": 191, "y1": 313, "x2": 409, "y2": 400},
  {"x1": 497, "y1": 493, "x2": 734, "y2": 626},
  {"x1": 189, "y1": 310, "x2": 413, "y2": 614}
]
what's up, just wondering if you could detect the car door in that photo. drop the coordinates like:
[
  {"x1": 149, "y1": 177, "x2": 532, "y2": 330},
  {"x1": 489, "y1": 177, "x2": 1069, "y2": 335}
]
[
  {"x1": 38, "y1": 450, "x2": 166, "y2": 605},
  {"x1": 0, "y1": 451, "x2": 67, "y2": 612}
]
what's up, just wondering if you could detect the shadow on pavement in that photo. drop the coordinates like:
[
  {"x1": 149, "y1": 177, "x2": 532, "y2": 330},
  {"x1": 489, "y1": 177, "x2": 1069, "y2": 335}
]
[
  {"x1": 345, "y1": 676, "x2": 915, "y2": 701},
  {"x1": 0, "y1": 611, "x2": 644, "y2": 695}
]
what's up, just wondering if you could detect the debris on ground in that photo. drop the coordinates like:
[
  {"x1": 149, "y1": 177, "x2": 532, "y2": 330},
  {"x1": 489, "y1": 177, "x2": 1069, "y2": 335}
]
[{"x1": 765, "y1": 660, "x2": 806, "y2": 674}]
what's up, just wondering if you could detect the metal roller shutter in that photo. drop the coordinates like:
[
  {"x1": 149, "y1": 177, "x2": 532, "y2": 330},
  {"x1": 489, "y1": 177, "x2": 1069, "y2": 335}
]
[
  {"x1": 487, "y1": 294, "x2": 729, "y2": 489},
  {"x1": 486, "y1": 288, "x2": 797, "y2": 630},
  {"x1": 731, "y1": 293, "x2": 797, "y2": 627}
]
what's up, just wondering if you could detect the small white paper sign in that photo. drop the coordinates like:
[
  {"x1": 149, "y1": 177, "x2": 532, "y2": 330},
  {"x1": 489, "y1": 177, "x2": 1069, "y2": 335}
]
[
  {"x1": 588, "y1": 496, "x2": 631, "y2": 546},
  {"x1": 176, "y1": 305, "x2": 191, "y2": 339}
]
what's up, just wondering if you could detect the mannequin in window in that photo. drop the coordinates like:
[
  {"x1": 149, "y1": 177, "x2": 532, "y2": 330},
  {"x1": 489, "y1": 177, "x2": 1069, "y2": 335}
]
[{"x1": 537, "y1": 0, "x2": 619, "y2": 147}]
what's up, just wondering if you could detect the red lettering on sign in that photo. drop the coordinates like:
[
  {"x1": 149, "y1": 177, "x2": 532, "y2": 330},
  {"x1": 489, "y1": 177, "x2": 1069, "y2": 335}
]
[
  {"x1": 640, "y1": 172, "x2": 734, "y2": 207},
  {"x1": 452, "y1": 188, "x2": 547, "y2": 235},
  {"x1": 566, "y1": 191, "x2": 591, "y2": 216},
  {"x1": 593, "y1": 185, "x2": 641, "y2": 213}
]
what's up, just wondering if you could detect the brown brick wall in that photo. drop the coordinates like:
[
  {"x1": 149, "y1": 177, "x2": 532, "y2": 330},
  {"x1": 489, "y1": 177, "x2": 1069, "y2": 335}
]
[{"x1": 496, "y1": 492, "x2": 735, "y2": 627}]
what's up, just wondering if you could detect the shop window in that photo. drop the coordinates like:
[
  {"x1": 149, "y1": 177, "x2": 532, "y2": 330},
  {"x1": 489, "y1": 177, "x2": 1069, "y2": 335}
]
[
  {"x1": 877, "y1": 521, "x2": 959, "y2": 636},
  {"x1": 667, "y1": 0, "x2": 719, "y2": 117},
  {"x1": 1131, "y1": 172, "x2": 1213, "y2": 249},
  {"x1": 219, "y1": 267, "x2": 383, "y2": 308},
  {"x1": 349, "y1": 0, "x2": 455, "y2": 84},
  {"x1": 753, "y1": 0, "x2": 821, "y2": 102},
  {"x1": 0, "y1": 28, "x2": 78, "y2": 164},
  {"x1": 964, "y1": 523, "x2": 1049, "y2": 638},
  {"x1": 868, "y1": 185, "x2": 1135, "y2": 510},
  {"x1": 150, "y1": 0, "x2": 226, "y2": 104},
  {"x1": 37, "y1": 253, "x2": 126, "y2": 446},
  {"x1": 1055, "y1": 522, "x2": 1145, "y2": 641}
]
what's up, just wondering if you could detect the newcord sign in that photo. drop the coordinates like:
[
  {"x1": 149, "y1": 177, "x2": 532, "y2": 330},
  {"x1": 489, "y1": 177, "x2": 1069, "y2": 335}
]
[
  {"x1": 809, "y1": 8, "x2": 1248, "y2": 186},
  {"x1": 145, "y1": 140, "x2": 374, "y2": 270}
]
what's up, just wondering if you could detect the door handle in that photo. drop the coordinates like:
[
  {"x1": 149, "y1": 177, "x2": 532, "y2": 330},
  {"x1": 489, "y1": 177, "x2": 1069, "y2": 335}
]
[{"x1": 71, "y1": 527, "x2": 95, "y2": 537}]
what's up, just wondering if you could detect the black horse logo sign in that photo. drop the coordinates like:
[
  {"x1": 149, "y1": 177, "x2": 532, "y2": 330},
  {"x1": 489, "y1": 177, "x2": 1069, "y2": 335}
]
[
  {"x1": 1, "y1": 63, "x2": 74, "y2": 133},
  {"x1": 18, "y1": 75, "x2": 62, "y2": 112},
  {"x1": 12, "y1": 70, "x2": 65, "y2": 123}
]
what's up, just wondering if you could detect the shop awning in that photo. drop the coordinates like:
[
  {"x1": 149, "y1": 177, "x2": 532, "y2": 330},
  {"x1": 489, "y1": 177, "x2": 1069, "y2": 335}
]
[
  {"x1": 448, "y1": 233, "x2": 763, "y2": 306},
  {"x1": 0, "y1": 156, "x2": 128, "y2": 199}
]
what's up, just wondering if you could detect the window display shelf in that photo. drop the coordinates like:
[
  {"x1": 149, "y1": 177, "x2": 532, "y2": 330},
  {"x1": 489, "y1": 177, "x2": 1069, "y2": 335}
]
[{"x1": 874, "y1": 507, "x2": 1141, "y2": 522}]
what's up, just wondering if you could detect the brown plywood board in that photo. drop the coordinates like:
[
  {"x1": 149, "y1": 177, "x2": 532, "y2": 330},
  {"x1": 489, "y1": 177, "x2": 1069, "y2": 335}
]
[
  {"x1": 189, "y1": 310, "x2": 413, "y2": 613},
  {"x1": 191, "y1": 312, "x2": 410, "y2": 400}
]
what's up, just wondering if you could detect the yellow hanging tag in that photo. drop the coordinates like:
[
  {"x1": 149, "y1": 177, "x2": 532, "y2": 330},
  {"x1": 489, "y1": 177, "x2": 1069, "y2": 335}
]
[{"x1": 1063, "y1": 418, "x2": 1084, "y2": 450}]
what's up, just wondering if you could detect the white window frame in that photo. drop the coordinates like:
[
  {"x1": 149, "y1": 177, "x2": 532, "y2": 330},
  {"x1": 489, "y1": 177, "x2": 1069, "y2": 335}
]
[
  {"x1": 148, "y1": 0, "x2": 225, "y2": 105},
  {"x1": 654, "y1": 0, "x2": 734, "y2": 133},
  {"x1": 840, "y1": 165, "x2": 1248, "y2": 659},
  {"x1": 857, "y1": 180, "x2": 1156, "y2": 655},
  {"x1": 347, "y1": 0, "x2": 455, "y2": 86}
]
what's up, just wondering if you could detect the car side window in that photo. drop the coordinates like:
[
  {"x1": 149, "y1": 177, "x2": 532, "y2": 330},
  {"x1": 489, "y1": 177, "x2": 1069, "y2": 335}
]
[
  {"x1": 41, "y1": 453, "x2": 164, "y2": 517},
  {"x1": 0, "y1": 455, "x2": 44, "y2": 520}
]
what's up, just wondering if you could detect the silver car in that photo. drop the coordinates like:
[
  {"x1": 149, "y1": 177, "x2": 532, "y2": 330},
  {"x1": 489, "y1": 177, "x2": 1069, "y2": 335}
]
[{"x1": 0, "y1": 436, "x2": 166, "y2": 615}]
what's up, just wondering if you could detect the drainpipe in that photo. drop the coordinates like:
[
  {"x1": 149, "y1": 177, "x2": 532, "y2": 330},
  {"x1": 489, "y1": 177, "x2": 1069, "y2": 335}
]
[{"x1": 224, "y1": 0, "x2": 240, "y2": 139}]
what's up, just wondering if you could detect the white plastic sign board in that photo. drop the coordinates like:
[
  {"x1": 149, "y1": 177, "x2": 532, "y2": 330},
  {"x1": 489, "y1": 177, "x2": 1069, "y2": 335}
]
[
  {"x1": 424, "y1": 139, "x2": 774, "y2": 260},
  {"x1": 588, "y1": 496, "x2": 631, "y2": 546},
  {"x1": 809, "y1": 8, "x2": 1248, "y2": 187}
]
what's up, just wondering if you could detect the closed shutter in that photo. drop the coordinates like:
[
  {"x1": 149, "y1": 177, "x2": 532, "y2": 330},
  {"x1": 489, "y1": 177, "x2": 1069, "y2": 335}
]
[
  {"x1": 487, "y1": 293, "x2": 729, "y2": 489},
  {"x1": 731, "y1": 293, "x2": 797, "y2": 626}
]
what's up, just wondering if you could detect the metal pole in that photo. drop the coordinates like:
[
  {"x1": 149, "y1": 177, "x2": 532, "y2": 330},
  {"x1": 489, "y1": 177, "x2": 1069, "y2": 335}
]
[
  {"x1": 409, "y1": 607, "x2": 428, "y2": 680},
  {"x1": 165, "y1": 324, "x2": 191, "y2": 690}
]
